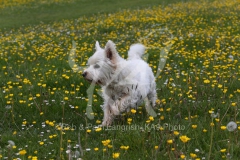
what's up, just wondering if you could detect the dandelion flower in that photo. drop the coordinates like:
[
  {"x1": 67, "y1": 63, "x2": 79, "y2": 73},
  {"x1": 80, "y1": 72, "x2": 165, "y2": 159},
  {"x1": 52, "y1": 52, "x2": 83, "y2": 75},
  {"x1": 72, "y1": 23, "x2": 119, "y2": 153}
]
[
  {"x1": 131, "y1": 109, "x2": 136, "y2": 114},
  {"x1": 39, "y1": 141, "x2": 44, "y2": 145},
  {"x1": 203, "y1": 79, "x2": 210, "y2": 84},
  {"x1": 210, "y1": 122, "x2": 215, "y2": 127},
  {"x1": 173, "y1": 131, "x2": 179, "y2": 136},
  {"x1": 220, "y1": 126, "x2": 227, "y2": 130},
  {"x1": 190, "y1": 153, "x2": 197, "y2": 158},
  {"x1": 191, "y1": 124, "x2": 197, "y2": 129},
  {"x1": 180, "y1": 154, "x2": 185, "y2": 159},
  {"x1": 19, "y1": 149, "x2": 27, "y2": 155},
  {"x1": 86, "y1": 129, "x2": 91, "y2": 133},
  {"x1": 149, "y1": 116, "x2": 154, "y2": 121},
  {"x1": 95, "y1": 127, "x2": 102, "y2": 132},
  {"x1": 167, "y1": 139, "x2": 173, "y2": 144}
]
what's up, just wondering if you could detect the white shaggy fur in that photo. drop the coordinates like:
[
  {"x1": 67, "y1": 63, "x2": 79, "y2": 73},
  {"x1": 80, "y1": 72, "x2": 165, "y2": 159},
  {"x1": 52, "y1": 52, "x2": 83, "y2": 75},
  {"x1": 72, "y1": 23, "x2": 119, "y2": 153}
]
[{"x1": 82, "y1": 40, "x2": 157, "y2": 126}]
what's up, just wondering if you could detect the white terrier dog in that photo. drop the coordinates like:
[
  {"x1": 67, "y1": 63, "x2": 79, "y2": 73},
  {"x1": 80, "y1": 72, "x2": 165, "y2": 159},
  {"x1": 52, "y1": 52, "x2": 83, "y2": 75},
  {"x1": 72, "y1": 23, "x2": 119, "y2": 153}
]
[{"x1": 82, "y1": 40, "x2": 157, "y2": 126}]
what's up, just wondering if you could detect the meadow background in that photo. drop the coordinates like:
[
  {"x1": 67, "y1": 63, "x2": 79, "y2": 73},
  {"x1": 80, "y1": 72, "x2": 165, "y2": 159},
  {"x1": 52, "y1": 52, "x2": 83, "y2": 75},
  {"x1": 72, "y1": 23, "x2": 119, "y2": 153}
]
[{"x1": 0, "y1": 0, "x2": 240, "y2": 159}]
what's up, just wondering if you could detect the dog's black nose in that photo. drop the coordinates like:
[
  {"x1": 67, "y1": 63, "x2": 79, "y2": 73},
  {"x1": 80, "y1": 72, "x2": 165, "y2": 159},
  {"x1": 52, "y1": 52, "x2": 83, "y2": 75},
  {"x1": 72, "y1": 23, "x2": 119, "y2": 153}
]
[{"x1": 82, "y1": 72, "x2": 87, "y2": 77}]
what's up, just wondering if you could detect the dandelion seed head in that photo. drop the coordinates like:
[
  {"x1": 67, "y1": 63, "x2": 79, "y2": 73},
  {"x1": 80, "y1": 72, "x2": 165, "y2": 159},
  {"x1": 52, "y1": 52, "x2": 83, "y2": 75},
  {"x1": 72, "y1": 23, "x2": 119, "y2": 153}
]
[{"x1": 227, "y1": 121, "x2": 237, "y2": 132}]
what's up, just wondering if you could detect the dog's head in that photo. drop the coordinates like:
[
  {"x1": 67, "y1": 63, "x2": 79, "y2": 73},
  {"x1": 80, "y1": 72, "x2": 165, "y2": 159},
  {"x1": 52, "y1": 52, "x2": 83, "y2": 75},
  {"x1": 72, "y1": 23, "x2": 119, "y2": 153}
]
[{"x1": 82, "y1": 40, "x2": 122, "y2": 85}]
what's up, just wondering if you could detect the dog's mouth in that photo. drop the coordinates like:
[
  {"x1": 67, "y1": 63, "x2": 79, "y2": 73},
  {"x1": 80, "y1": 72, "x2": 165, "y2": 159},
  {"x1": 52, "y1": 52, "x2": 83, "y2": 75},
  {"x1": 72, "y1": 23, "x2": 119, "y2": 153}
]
[
  {"x1": 97, "y1": 80, "x2": 103, "y2": 85},
  {"x1": 84, "y1": 78, "x2": 103, "y2": 85}
]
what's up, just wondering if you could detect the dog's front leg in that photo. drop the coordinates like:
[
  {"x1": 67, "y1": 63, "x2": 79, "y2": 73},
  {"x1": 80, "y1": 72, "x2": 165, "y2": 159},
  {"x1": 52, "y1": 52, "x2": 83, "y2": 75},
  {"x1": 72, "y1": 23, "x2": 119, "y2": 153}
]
[{"x1": 101, "y1": 102, "x2": 115, "y2": 127}]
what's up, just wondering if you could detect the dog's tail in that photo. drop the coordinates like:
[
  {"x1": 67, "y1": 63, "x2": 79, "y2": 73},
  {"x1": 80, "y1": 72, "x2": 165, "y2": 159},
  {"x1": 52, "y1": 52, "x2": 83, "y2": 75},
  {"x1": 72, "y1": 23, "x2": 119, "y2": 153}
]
[{"x1": 127, "y1": 44, "x2": 145, "y2": 60}]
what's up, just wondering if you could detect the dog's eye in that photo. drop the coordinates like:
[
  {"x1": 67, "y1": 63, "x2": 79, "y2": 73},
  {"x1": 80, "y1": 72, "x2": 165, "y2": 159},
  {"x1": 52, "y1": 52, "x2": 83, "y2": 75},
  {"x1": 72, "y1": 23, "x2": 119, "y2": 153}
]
[{"x1": 94, "y1": 64, "x2": 100, "y2": 69}]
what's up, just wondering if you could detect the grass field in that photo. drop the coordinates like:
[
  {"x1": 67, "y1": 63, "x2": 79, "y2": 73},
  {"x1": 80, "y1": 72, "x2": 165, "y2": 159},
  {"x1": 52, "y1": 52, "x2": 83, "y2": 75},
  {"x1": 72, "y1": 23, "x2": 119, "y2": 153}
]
[{"x1": 0, "y1": 0, "x2": 240, "y2": 159}]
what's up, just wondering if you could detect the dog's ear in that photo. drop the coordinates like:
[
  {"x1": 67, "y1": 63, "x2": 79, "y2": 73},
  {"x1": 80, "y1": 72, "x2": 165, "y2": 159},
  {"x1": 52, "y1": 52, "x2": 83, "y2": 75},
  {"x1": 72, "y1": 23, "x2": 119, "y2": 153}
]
[
  {"x1": 95, "y1": 41, "x2": 101, "y2": 51},
  {"x1": 105, "y1": 40, "x2": 118, "y2": 64}
]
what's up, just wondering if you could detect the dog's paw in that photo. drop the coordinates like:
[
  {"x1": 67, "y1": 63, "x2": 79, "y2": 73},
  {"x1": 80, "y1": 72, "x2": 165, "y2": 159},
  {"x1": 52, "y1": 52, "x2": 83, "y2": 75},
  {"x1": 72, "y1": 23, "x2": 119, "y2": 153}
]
[{"x1": 101, "y1": 119, "x2": 112, "y2": 127}]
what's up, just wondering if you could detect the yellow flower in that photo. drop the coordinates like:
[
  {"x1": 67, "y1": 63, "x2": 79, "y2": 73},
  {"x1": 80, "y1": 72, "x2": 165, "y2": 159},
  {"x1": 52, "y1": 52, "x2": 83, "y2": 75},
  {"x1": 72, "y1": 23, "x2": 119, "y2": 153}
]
[
  {"x1": 167, "y1": 139, "x2": 173, "y2": 144},
  {"x1": 86, "y1": 129, "x2": 91, "y2": 133},
  {"x1": 102, "y1": 139, "x2": 111, "y2": 146},
  {"x1": 131, "y1": 109, "x2": 136, "y2": 114},
  {"x1": 149, "y1": 116, "x2": 154, "y2": 121},
  {"x1": 95, "y1": 127, "x2": 102, "y2": 132},
  {"x1": 190, "y1": 153, "x2": 197, "y2": 158},
  {"x1": 112, "y1": 152, "x2": 120, "y2": 158},
  {"x1": 220, "y1": 149, "x2": 226, "y2": 153},
  {"x1": 22, "y1": 121, "x2": 27, "y2": 125},
  {"x1": 203, "y1": 79, "x2": 210, "y2": 84},
  {"x1": 173, "y1": 131, "x2": 179, "y2": 136},
  {"x1": 203, "y1": 129, "x2": 207, "y2": 132},
  {"x1": 32, "y1": 156, "x2": 38, "y2": 160},
  {"x1": 221, "y1": 126, "x2": 226, "y2": 130},
  {"x1": 223, "y1": 88, "x2": 227, "y2": 93},
  {"x1": 120, "y1": 145, "x2": 129, "y2": 150},
  {"x1": 191, "y1": 124, "x2": 197, "y2": 129},
  {"x1": 166, "y1": 108, "x2": 171, "y2": 112},
  {"x1": 127, "y1": 118, "x2": 132, "y2": 124},
  {"x1": 159, "y1": 127, "x2": 164, "y2": 131},
  {"x1": 154, "y1": 145, "x2": 159, "y2": 149},
  {"x1": 96, "y1": 120, "x2": 101, "y2": 124},
  {"x1": 210, "y1": 122, "x2": 215, "y2": 126},
  {"x1": 208, "y1": 110, "x2": 214, "y2": 114},
  {"x1": 231, "y1": 102, "x2": 237, "y2": 106},
  {"x1": 180, "y1": 154, "x2": 185, "y2": 159},
  {"x1": 160, "y1": 116, "x2": 164, "y2": 120},
  {"x1": 156, "y1": 99, "x2": 160, "y2": 104},
  {"x1": 94, "y1": 148, "x2": 99, "y2": 151},
  {"x1": 49, "y1": 121, "x2": 54, "y2": 127},
  {"x1": 180, "y1": 135, "x2": 191, "y2": 143},
  {"x1": 19, "y1": 149, "x2": 27, "y2": 155},
  {"x1": 39, "y1": 141, "x2": 44, "y2": 145}
]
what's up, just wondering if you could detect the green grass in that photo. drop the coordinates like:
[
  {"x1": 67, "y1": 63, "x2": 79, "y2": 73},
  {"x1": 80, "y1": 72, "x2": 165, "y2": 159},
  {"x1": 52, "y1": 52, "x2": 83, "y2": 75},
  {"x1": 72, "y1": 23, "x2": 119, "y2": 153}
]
[
  {"x1": 0, "y1": 0, "x2": 184, "y2": 30},
  {"x1": 0, "y1": 0, "x2": 240, "y2": 159}
]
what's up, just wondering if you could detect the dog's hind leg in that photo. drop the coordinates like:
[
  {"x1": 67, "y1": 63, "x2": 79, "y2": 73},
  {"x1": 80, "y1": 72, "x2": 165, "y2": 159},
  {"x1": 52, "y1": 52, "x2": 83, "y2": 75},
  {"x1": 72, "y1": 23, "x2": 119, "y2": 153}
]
[
  {"x1": 148, "y1": 81, "x2": 157, "y2": 107},
  {"x1": 144, "y1": 97, "x2": 157, "y2": 117},
  {"x1": 147, "y1": 90, "x2": 157, "y2": 108}
]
